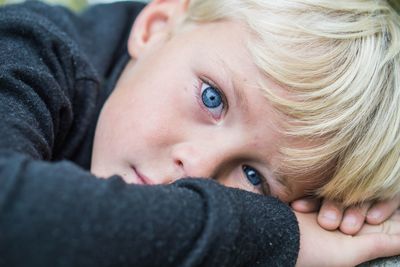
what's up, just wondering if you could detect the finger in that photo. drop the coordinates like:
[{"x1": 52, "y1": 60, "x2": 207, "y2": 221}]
[
  {"x1": 367, "y1": 195, "x2": 400, "y2": 225},
  {"x1": 317, "y1": 199, "x2": 344, "y2": 230},
  {"x1": 346, "y1": 212, "x2": 400, "y2": 266},
  {"x1": 339, "y1": 202, "x2": 371, "y2": 235},
  {"x1": 291, "y1": 198, "x2": 320, "y2": 213},
  {"x1": 352, "y1": 234, "x2": 400, "y2": 264},
  {"x1": 360, "y1": 210, "x2": 400, "y2": 235}
]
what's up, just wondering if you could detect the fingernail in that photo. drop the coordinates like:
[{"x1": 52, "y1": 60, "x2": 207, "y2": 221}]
[
  {"x1": 297, "y1": 199, "x2": 310, "y2": 207},
  {"x1": 368, "y1": 210, "x2": 381, "y2": 220},
  {"x1": 343, "y1": 215, "x2": 357, "y2": 227},
  {"x1": 323, "y1": 211, "x2": 337, "y2": 221}
]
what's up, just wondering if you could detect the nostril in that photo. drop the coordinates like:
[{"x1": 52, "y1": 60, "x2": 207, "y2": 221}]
[
  {"x1": 174, "y1": 159, "x2": 184, "y2": 168},
  {"x1": 173, "y1": 158, "x2": 187, "y2": 179}
]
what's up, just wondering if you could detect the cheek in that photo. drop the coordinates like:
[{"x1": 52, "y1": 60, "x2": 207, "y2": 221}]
[
  {"x1": 93, "y1": 56, "x2": 197, "y2": 158},
  {"x1": 217, "y1": 167, "x2": 258, "y2": 194},
  {"x1": 133, "y1": 86, "x2": 197, "y2": 146},
  {"x1": 135, "y1": 116, "x2": 174, "y2": 149},
  {"x1": 92, "y1": 99, "x2": 127, "y2": 157},
  {"x1": 107, "y1": 89, "x2": 188, "y2": 152}
]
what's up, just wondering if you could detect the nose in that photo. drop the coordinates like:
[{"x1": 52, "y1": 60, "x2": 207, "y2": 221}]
[{"x1": 170, "y1": 142, "x2": 229, "y2": 181}]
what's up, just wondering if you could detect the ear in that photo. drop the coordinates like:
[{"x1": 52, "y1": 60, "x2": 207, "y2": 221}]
[{"x1": 128, "y1": 0, "x2": 189, "y2": 59}]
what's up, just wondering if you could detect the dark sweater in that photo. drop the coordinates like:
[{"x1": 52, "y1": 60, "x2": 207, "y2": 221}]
[{"x1": 0, "y1": 1, "x2": 299, "y2": 266}]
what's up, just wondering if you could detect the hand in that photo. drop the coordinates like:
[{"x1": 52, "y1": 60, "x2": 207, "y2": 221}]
[
  {"x1": 291, "y1": 195, "x2": 400, "y2": 235},
  {"x1": 295, "y1": 210, "x2": 400, "y2": 267}
]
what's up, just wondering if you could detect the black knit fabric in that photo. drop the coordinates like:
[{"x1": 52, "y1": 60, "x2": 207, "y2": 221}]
[{"x1": 0, "y1": 1, "x2": 300, "y2": 266}]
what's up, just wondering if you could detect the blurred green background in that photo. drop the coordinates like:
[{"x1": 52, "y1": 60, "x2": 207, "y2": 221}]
[
  {"x1": 0, "y1": 0, "x2": 149, "y2": 11},
  {"x1": 0, "y1": 0, "x2": 88, "y2": 11},
  {"x1": 0, "y1": 0, "x2": 397, "y2": 13}
]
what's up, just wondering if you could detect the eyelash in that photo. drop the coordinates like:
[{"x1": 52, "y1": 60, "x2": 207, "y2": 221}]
[{"x1": 197, "y1": 78, "x2": 228, "y2": 120}]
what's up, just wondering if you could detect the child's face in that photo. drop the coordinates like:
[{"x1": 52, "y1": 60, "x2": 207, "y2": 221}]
[{"x1": 91, "y1": 3, "x2": 307, "y2": 202}]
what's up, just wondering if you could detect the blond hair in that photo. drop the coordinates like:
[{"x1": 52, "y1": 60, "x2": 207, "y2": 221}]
[{"x1": 184, "y1": 0, "x2": 400, "y2": 206}]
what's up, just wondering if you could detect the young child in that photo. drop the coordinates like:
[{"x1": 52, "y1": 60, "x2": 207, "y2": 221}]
[
  {"x1": 91, "y1": 0, "x2": 400, "y2": 235},
  {"x1": 0, "y1": 0, "x2": 399, "y2": 266}
]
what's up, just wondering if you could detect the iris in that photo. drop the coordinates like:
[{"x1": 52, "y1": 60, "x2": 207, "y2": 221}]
[
  {"x1": 243, "y1": 165, "x2": 262, "y2": 186},
  {"x1": 202, "y1": 86, "x2": 222, "y2": 108}
]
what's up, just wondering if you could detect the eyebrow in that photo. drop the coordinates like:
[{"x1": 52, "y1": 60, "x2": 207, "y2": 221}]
[
  {"x1": 215, "y1": 56, "x2": 250, "y2": 113},
  {"x1": 232, "y1": 78, "x2": 250, "y2": 114}
]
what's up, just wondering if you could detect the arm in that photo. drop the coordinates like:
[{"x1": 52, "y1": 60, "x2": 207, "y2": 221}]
[{"x1": 0, "y1": 155, "x2": 299, "y2": 267}]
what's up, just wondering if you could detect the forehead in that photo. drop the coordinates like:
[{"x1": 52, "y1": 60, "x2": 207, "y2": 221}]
[{"x1": 176, "y1": 19, "x2": 251, "y2": 60}]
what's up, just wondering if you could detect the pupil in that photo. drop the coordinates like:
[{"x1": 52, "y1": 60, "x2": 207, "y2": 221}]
[{"x1": 202, "y1": 87, "x2": 222, "y2": 108}]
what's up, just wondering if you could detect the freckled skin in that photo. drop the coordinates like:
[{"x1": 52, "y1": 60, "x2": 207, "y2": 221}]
[{"x1": 91, "y1": 13, "x2": 306, "y2": 201}]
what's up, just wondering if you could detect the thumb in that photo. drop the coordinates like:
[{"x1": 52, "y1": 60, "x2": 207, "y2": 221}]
[{"x1": 351, "y1": 234, "x2": 400, "y2": 264}]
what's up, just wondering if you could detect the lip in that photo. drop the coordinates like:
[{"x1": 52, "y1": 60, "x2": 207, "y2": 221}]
[{"x1": 131, "y1": 166, "x2": 154, "y2": 185}]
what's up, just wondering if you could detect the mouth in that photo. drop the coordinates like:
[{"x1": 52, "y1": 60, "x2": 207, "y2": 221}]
[{"x1": 131, "y1": 166, "x2": 154, "y2": 185}]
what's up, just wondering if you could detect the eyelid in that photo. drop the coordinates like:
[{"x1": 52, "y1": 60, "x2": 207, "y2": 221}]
[
  {"x1": 260, "y1": 175, "x2": 272, "y2": 195},
  {"x1": 254, "y1": 167, "x2": 271, "y2": 196}
]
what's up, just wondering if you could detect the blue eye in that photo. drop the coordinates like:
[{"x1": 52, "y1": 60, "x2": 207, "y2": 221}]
[
  {"x1": 242, "y1": 165, "x2": 262, "y2": 186},
  {"x1": 202, "y1": 86, "x2": 222, "y2": 108},
  {"x1": 200, "y1": 82, "x2": 224, "y2": 118}
]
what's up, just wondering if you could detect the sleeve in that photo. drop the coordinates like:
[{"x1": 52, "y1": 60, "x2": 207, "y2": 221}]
[
  {"x1": 0, "y1": 154, "x2": 299, "y2": 267},
  {"x1": 0, "y1": 2, "x2": 100, "y2": 162},
  {"x1": 0, "y1": 3, "x2": 300, "y2": 267}
]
